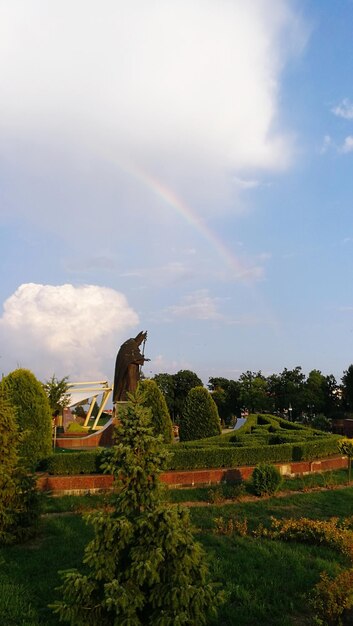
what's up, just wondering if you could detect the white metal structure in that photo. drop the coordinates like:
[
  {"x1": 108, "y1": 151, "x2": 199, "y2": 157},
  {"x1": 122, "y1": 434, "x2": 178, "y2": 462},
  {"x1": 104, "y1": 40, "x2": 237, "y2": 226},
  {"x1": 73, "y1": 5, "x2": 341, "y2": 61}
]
[{"x1": 67, "y1": 381, "x2": 113, "y2": 431}]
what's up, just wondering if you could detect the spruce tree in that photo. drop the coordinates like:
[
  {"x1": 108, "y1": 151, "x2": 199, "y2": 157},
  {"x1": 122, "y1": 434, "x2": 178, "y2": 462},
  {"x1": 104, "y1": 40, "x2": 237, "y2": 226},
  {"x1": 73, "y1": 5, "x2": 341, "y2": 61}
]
[
  {"x1": 0, "y1": 389, "x2": 40, "y2": 544},
  {"x1": 52, "y1": 389, "x2": 222, "y2": 625},
  {"x1": 139, "y1": 378, "x2": 173, "y2": 443},
  {"x1": 179, "y1": 386, "x2": 222, "y2": 441}
]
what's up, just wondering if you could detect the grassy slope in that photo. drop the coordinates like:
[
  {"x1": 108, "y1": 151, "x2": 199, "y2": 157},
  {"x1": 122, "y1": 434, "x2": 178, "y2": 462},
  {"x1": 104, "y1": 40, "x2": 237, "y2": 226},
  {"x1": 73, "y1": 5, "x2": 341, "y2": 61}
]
[{"x1": 2, "y1": 481, "x2": 353, "y2": 625}]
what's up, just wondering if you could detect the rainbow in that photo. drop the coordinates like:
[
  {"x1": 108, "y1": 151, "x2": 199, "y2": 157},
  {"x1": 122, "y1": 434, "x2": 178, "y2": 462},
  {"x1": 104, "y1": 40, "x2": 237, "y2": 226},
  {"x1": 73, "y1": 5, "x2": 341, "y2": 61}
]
[
  {"x1": 120, "y1": 161, "x2": 251, "y2": 279},
  {"x1": 115, "y1": 160, "x2": 280, "y2": 332}
]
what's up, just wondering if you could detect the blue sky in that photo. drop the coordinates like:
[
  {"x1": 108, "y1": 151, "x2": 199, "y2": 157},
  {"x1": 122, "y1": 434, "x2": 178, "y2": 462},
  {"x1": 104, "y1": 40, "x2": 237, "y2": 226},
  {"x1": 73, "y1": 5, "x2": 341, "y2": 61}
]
[{"x1": 1, "y1": 0, "x2": 353, "y2": 385}]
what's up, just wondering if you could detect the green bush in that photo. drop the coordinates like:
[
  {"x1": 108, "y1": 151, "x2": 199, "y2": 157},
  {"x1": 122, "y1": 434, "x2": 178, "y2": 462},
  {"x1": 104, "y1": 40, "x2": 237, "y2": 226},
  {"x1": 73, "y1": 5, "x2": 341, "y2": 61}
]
[
  {"x1": 1, "y1": 368, "x2": 52, "y2": 469},
  {"x1": 251, "y1": 463, "x2": 282, "y2": 496},
  {"x1": 179, "y1": 386, "x2": 221, "y2": 441},
  {"x1": 0, "y1": 389, "x2": 40, "y2": 544},
  {"x1": 42, "y1": 449, "x2": 106, "y2": 475},
  {"x1": 65, "y1": 421, "x2": 87, "y2": 434},
  {"x1": 139, "y1": 379, "x2": 173, "y2": 443}
]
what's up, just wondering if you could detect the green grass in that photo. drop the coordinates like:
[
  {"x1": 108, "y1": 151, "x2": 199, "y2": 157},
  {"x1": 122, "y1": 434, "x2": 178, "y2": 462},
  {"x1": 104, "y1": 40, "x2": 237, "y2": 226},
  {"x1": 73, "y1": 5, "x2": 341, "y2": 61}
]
[
  {"x1": 0, "y1": 516, "x2": 93, "y2": 625},
  {"x1": 2, "y1": 485, "x2": 353, "y2": 625}
]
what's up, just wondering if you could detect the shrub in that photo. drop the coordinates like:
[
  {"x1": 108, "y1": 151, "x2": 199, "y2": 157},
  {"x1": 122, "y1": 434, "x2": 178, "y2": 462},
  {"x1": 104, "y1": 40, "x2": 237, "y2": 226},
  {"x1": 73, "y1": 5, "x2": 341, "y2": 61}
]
[
  {"x1": 251, "y1": 463, "x2": 282, "y2": 496},
  {"x1": 311, "y1": 413, "x2": 332, "y2": 432},
  {"x1": 139, "y1": 379, "x2": 173, "y2": 443},
  {"x1": 338, "y1": 438, "x2": 353, "y2": 483},
  {"x1": 311, "y1": 569, "x2": 353, "y2": 626},
  {"x1": 254, "y1": 516, "x2": 353, "y2": 559},
  {"x1": 0, "y1": 389, "x2": 40, "y2": 544},
  {"x1": 65, "y1": 421, "x2": 87, "y2": 433},
  {"x1": 52, "y1": 389, "x2": 222, "y2": 625},
  {"x1": 179, "y1": 386, "x2": 221, "y2": 442},
  {"x1": 1, "y1": 368, "x2": 52, "y2": 469},
  {"x1": 41, "y1": 449, "x2": 106, "y2": 475}
]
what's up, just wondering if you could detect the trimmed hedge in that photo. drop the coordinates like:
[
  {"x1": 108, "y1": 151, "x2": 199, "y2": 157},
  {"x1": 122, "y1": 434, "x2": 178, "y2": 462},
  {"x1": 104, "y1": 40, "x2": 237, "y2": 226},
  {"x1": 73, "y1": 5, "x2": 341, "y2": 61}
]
[
  {"x1": 167, "y1": 437, "x2": 341, "y2": 470},
  {"x1": 40, "y1": 435, "x2": 341, "y2": 475},
  {"x1": 38, "y1": 414, "x2": 342, "y2": 475},
  {"x1": 39, "y1": 449, "x2": 108, "y2": 475}
]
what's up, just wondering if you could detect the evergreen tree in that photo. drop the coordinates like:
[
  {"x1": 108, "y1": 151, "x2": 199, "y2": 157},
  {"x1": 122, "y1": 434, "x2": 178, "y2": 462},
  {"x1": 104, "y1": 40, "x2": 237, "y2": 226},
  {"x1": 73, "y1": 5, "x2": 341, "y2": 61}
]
[
  {"x1": 52, "y1": 389, "x2": 222, "y2": 625},
  {"x1": 139, "y1": 379, "x2": 174, "y2": 443},
  {"x1": 0, "y1": 389, "x2": 40, "y2": 544},
  {"x1": 2, "y1": 368, "x2": 52, "y2": 469},
  {"x1": 179, "y1": 386, "x2": 221, "y2": 441}
]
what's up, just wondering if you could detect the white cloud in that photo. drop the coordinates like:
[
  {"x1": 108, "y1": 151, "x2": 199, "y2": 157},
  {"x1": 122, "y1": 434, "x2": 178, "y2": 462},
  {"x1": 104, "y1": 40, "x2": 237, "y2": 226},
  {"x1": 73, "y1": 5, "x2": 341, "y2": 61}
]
[
  {"x1": 341, "y1": 136, "x2": 353, "y2": 154},
  {"x1": 319, "y1": 134, "x2": 333, "y2": 154},
  {"x1": 0, "y1": 283, "x2": 139, "y2": 380},
  {"x1": 167, "y1": 290, "x2": 224, "y2": 320},
  {"x1": 0, "y1": 0, "x2": 304, "y2": 209},
  {"x1": 332, "y1": 99, "x2": 353, "y2": 120}
]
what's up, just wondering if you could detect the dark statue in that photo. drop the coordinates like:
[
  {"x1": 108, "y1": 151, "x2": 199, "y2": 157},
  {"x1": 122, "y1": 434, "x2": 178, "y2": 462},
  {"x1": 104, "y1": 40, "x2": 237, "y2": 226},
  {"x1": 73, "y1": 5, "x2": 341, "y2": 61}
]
[{"x1": 113, "y1": 331, "x2": 150, "y2": 402}]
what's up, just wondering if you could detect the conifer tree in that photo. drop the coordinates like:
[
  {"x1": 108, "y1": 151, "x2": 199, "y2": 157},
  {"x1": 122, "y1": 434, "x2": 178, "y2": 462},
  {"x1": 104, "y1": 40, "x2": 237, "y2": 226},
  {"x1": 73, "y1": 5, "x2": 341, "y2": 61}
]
[
  {"x1": 2, "y1": 368, "x2": 52, "y2": 469},
  {"x1": 0, "y1": 389, "x2": 40, "y2": 544},
  {"x1": 139, "y1": 378, "x2": 174, "y2": 443},
  {"x1": 179, "y1": 386, "x2": 221, "y2": 441},
  {"x1": 52, "y1": 389, "x2": 222, "y2": 625}
]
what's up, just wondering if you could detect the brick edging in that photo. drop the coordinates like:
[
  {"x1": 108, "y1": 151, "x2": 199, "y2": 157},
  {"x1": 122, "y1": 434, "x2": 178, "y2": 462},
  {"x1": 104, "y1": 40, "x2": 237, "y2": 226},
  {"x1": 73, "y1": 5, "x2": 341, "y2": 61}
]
[{"x1": 36, "y1": 455, "x2": 348, "y2": 495}]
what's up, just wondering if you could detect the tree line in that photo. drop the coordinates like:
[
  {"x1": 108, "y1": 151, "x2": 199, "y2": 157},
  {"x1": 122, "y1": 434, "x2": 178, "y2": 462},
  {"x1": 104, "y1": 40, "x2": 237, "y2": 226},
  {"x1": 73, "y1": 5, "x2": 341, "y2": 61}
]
[{"x1": 152, "y1": 365, "x2": 353, "y2": 426}]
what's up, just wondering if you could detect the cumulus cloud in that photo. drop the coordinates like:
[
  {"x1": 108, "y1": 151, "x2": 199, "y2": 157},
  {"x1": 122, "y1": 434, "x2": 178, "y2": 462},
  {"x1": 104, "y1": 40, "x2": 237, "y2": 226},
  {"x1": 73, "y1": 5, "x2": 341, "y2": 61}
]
[
  {"x1": 0, "y1": 0, "x2": 304, "y2": 212},
  {"x1": 341, "y1": 136, "x2": 353, "y2": 154},
  {"x1": 332, "y1": 99, "x2": 353, "y2": 120},
  {"x1": 0, "y1": 283, "x2": 139, "y2": 380}
]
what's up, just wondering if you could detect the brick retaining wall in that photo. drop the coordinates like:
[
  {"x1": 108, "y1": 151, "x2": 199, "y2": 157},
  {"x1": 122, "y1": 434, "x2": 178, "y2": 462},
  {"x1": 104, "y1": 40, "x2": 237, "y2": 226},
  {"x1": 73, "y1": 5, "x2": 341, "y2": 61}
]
[{"x1": 36, "y1": 455, "x2": 348, "y2": 495}]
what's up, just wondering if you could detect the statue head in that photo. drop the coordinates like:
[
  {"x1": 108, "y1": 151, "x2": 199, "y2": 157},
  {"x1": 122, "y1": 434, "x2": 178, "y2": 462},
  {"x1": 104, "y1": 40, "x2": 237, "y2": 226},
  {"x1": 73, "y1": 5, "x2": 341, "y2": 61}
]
[{"x1": 134, "y1": 331, "x2": 147, "y2": 346}]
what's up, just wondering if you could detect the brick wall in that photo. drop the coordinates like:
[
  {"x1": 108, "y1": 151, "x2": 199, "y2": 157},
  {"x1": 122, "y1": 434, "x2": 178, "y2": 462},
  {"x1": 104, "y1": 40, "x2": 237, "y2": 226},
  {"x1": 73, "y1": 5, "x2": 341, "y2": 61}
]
[{"x1": 36, "y1": 455, "x2": 348, "y2": 495}]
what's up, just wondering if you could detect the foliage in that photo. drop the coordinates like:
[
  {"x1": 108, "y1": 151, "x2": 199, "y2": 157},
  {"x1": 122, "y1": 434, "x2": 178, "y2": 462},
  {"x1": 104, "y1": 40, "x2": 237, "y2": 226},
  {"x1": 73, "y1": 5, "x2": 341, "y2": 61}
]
[
  {"x1": 65, "y1": 421, "x2": 87, "y2": 433},
  {"x1": 250, "y1": 463, "x2": 282, "y2": 496},
  {"x1": 153, "y1": 372, "x2": 175, "y2": 419},
  {"x1": 40, "y1": 449, "x2": 106, "y2": 475},
  {"x1": 42, "y1": 374, "x2": 70, "y2": 414},
  {"x1": 208, "y1": 378, "x2": 241, "y2": 424},
  {"x1": 154, "y1": 370, "x2": 203, "y2": 422},
  {"x1": 0, "y1": 389, "x2": 40, "y2": 545},
  {"x1": 41, "y1": 413, "x2": 341, "y2": 475},
  {"x1": 52, "y1": 390, "x2": 222, "y2": 625},
  {"x1": 338, "y1": 438, "x2": 353, "y2": 483},
  {"x1": 311, "y1": 568, "x2": 353, "y2": 626},
  {"x1": 311, "y1": 413, "x2": 332, "y2": 432},
  {"x1": 238, "y1": 371, "x2": 273, "y2": 413},
  {"x1": 1, "y1": 368, "x2": 52, "y2": 469},
  {"x1": 179, "y1": 386, "x2": 221, "y2": 442},
  {"x1": 342, "y1": 364, "x2": 353, "y2": 412},
  {"x1": 139, "y1": 379, "x2": 173, "y2": 443},
  {"x1": 254, "y1": 516, "x2": 353, "y2": 559}
]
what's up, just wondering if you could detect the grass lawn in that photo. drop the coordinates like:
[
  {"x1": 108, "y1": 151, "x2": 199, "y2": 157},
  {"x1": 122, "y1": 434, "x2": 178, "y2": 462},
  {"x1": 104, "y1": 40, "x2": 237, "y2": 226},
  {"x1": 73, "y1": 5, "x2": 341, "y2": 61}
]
[{"x1": 2, "y1": 479, "x2": 353, "y2": 625}]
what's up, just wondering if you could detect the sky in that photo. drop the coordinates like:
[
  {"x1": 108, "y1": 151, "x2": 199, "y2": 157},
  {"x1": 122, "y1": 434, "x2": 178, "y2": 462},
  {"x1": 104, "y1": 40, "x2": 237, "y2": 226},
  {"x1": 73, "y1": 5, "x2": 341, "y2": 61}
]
[{"x1": 0, "y1": 0, "x2": 353, "y2": 387}]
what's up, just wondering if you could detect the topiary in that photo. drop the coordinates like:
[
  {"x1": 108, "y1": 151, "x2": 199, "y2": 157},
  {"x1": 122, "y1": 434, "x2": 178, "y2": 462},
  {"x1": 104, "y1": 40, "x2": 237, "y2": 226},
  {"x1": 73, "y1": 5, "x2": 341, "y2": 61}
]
[
  {"x1": 0, "y1": 388, "x2": 40, "y2": 544},
  {"x1": 179, "y1": 386, "x2": 221, "y2": 442},
  {"x1": 2, "y1": 368, "x2": 52, "y2": 469},
  {"x1": 52, "y1": 389, "x2": 223, "y2": 625},
  {"x1": 251, "y1": 463, "x2": 282, "y2": 496},
  {"x1": 139, "y1": 378, "x2": 173, "y2": 443}
]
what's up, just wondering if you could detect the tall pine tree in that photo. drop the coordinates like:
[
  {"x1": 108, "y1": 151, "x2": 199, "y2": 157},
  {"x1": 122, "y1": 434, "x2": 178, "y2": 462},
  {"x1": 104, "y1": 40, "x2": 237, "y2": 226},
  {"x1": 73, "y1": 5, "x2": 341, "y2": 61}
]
[{"x1": 53, "y1": 389, "x2": 222, "y2": 625}]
